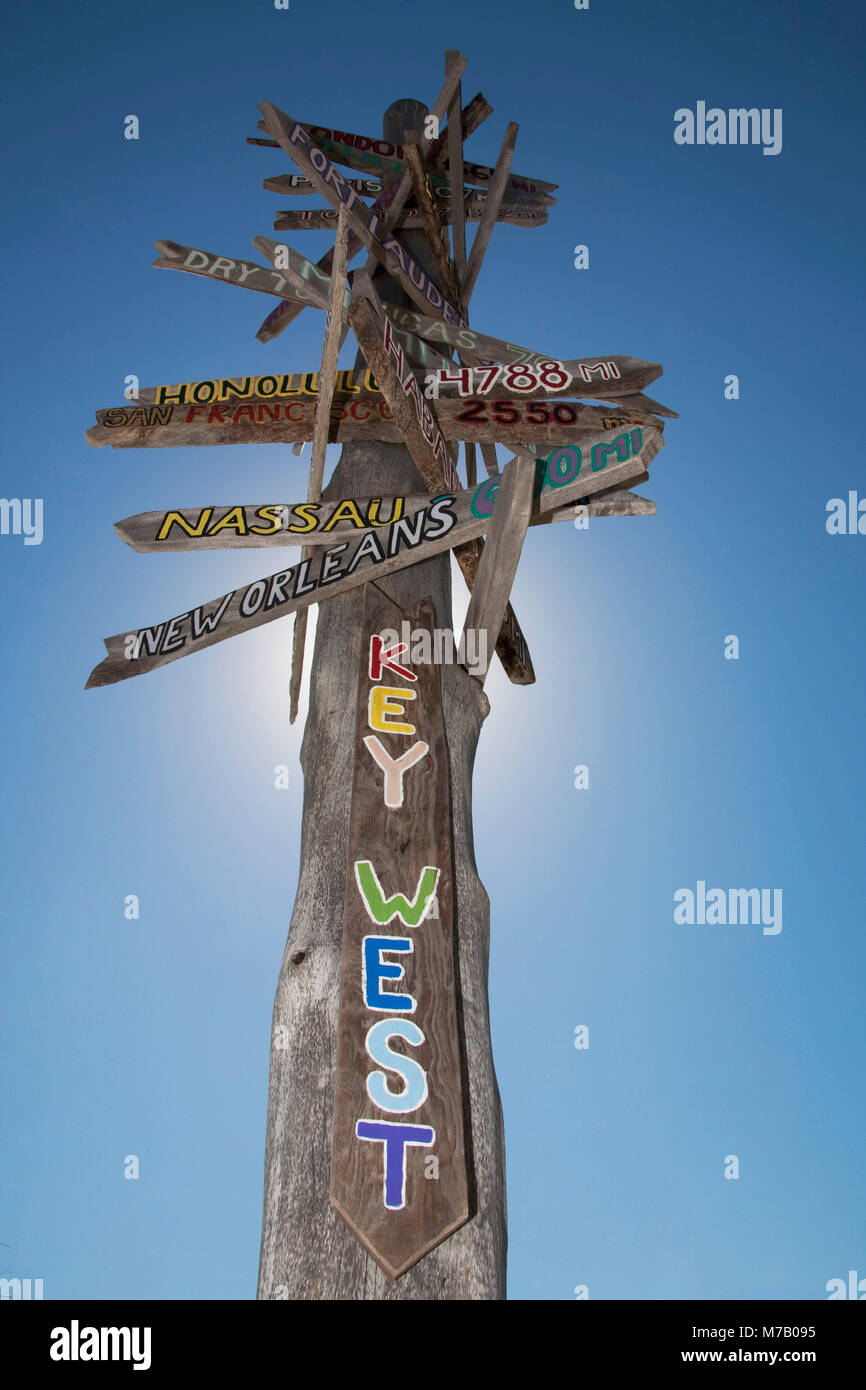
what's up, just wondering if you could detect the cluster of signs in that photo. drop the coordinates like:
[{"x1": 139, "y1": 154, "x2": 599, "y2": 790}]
[
  {"x1": 85, "y1": 72, "x2": 672, "y2": 1278},
  {"x1": 87, "y1": 423, "x2": 661, "y2": 688}
]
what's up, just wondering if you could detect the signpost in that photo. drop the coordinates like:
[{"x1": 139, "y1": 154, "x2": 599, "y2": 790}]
[
  {"x1": 86, "y1": 394, "x2": 657, "y2": 450},
  {"x1": 331, "y1": 585, "x2": 469, "y2": 1277},
  {"x1": 83, "y1": 58, "x2": 674, "y2": 1300}
]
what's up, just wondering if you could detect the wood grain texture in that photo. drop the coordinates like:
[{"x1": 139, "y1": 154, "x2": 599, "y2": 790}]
[
  {"x1": 255, "y1": 118, "x2": 557, "y2": 200},
  {"x1": 540, "y1": 484, "x2": 656, "y2": 522},
  {"x1": 403, "y1": 133, "x2": 462, "y2": 312},
  {"x1": 86, "y1": 395, "x2": 660, "y2": 450},
  {"x1": 258, "y1": 99, "x2": 506, "y2": 1294},
  {"x1": 264, "y1": 171, "x2": 390, "y2": 196},
  {"x1": 385, "y1": 308, "x2": 666, "y2": 390},
  {"x1": 465, "y1": 442, "x2": 477, "y2": 488},
  {"x1": 254, "y1": 91, "x2": 450, "y2": 344},
  {"x1": 461, "y1": 122, "x2": 518, "y2": 306},
  {"x1": 331, "y1": 586, "x2": 469, "y2": 1278},
  {"x1": 349, "y1": 296, "x2": 457, "y2": 489},
  {"x1": 265, "y1": 172, "x2": 547, "y2": 212},
  {"x1": 290, "y1": 205, "x2": 351, "y2": 725},
  {"x1": 256, "y1": 439, "x2": 505, "y2": 1301},
  {"x1": 258, "y1": 102, "x2": 465, "y2": 328},
  {"x1": 152, "y1": 239, "x2": 327, "y2": 309},
  {"x1": 129, "y1": 357, "x2": 653, "y2": 415},
  {"x1": 273, "y1": 204, "x2": 548, "y2": 232},
  {"x1": 461, "y1": 455, "x2": 535, "y2": 682},
  {"x1": 594, "y1": 389, "x2": 679, "y2": 418},
  {"x1": 250, "y1": 235, "x2": 341, "y2": 311},
  {"x1": 445, "y1": 52, "x2": 467, "y2": 274},
  {"x1": 480, "y1": 443, "x2": 499, "y2": 478},
  {"x1": 260, "y1": 94, "x2": 494, "y2": 199},
  {"x1": 112, "y1": 437, "x2": 657, "y2": 553},
  {"x1": 254, "y1": 66, "x2": 469, "y2": 345}
]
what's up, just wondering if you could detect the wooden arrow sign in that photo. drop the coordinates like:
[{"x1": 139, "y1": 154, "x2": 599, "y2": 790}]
[
  {"x1": 273, "y1": 204, "x2": 548, "y2": 232},
  {"x1": 86, "y1": 395, "x2": 655, "y2": 451},
  {"x1": 330, "y1": 585, "x2": 469, "y2": 1278},
  {"x1": 385, "y1": 305, "x2": 665, "y2": 387},
  {"x1": 265, "y1": 171, "x2": 391, "y2": 196},
  {"x1": 87, "y1": 424, "x2": 663, "y2": 689},
  {"x1": 152, "y1": 239, "x2": 333, "y2": 311},
  {"x1": 265, "y1": 172, "x2": 547, "y2": 212},
  {"x1": 113, "y1": 452, "x2": 656, "y2": 554},
  {"x1": 129, "y1": 356, "x2": 666, "y2": 414},
  {"x1": 255, "y1": 119, "x2": 558, "y2": 202},
  {"x1": 133, "y1": 367, "x2": 381, "y2": 408}
]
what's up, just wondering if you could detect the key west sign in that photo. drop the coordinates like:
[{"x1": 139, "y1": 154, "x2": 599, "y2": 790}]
[{"x1": 331, "y1": 585, "x2": 469, "y2": 1276}]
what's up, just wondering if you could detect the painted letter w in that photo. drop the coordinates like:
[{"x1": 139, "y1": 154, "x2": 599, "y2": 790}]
[{"x1": 355, "y1": 861, "x2": 439, "y2": 926}]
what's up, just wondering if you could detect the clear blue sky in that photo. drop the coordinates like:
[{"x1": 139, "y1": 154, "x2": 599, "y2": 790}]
[{"x1": 2, "y1": 0, "x2": 864, "y2": 1300}]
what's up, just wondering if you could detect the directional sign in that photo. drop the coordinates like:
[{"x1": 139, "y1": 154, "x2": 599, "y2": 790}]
[
  {"x1": 133, "y1": 368, "x2": 381, "y2": 408},
  {"x1": 349, "y1": 296, "x2": 458, "y2": 490},
  {"x1": 86, "y1": 395, "x2": 656, "y2": 451},
  {"x1": 385, "y1": 305, "x2": 666, "y2": 387},
  {"x1": 265, "y1": 171, "x2": 544, "y2": 207},
  {"x1": 152, "y1": 239, "x2": 337, "y2": 311},
  {"x1": 265, "y1": 173, "x2": 548, "y2": 216},
  {"x1": 258, "y1": 103, "x2": 466, "y2": 327},
  {"x1": 86, "y1": 425, "x2": 663, "y2": 689},
  {"x1": 331, "y1": 585, "x2": 469, "y2": 1278},
  {"x1": 255, "y1": 120, "x2": 558, "y2": 202},
  {"x1": 113, "y1": 450, "x2": 655, "y2": 553},
  {"x1": 273, "y1": 204, "x2": 548, "y2": 232},
  {"x1": 130, "y1": 358, "x2": 660, "y2": 413},
  {"x1": 265, "y1": 172, "x2": 392, "y2": 196}
]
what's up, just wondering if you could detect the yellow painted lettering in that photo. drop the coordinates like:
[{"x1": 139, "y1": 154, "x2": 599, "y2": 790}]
[
  {"x1": 249, "y1": 505, "x2": 284, "y2": 536},
  {"x1": 156, "y1": 508, "x2": 213, "y2": 540},
  {"x1": 322, "y1": 499, "x2": 366, "y2": 531},
  {"x1": 368, "y1": 685, "x2": 417, "y2": 736},
  {"x1": 208, "y1": 506, "x2": 248, "y2": 536},
  {"x1": 288, "y1": 503, "x2": 320, "y2": 534}
]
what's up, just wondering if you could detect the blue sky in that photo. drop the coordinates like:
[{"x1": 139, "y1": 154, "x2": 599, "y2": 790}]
[{"x1": 1, "y1": 0, "x2": 864, "y2": 1300}]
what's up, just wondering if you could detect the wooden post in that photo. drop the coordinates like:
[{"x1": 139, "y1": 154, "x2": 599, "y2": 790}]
[
  {"x1": 257, "y1": 99, "x2": 507, "y2": 1300},
  {"x1": 288, "y1": 204, "x2": 350, "y2": 725}
]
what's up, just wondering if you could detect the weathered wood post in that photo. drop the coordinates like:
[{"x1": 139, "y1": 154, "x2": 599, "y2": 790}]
[
  {"x1": 256, "y1": 100, "x2": 508, "y2": 1300},
  {"x1": 84, "y1": 63, "x2": 670, "y2": 1299}
]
